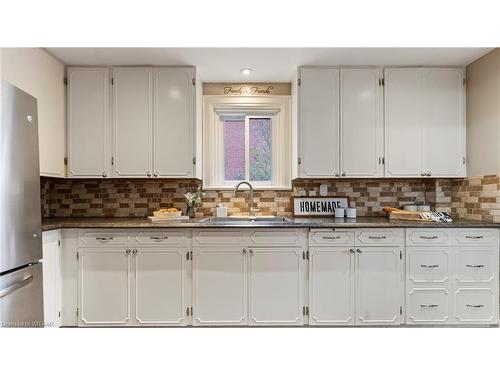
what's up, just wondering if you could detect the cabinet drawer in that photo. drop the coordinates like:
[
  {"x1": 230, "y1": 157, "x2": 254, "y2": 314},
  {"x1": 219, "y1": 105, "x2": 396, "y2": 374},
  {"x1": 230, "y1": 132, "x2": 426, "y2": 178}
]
[
  {"x1": 453, "y1": 229, "x2": 499, "y2": 247},
  {"x1": 407, "y1": 288, "x2": 450, "y2": 324},
  {"x1": 134, "y1": 231, "x2": 188, "y2": 247},
  {"x1": 250, "y1": 230, "x2": 306, "y2": 247},
  {"x1": 407, "y1": 248, "x2": 450, "y2": 284},
  {"x1": 309, "y1": 230, "x2": 354, "y2": 247},
  {"x1": 193, "y1": 230, "x2": 247, "y2": 247},
  {"x1": 356, "y1": 229, "x2": 404, "y2": 246},
  {"x1": 455, "y1": 288, "x2": 497, "y2": 323},
  {"x1": 454, "y1": 249, "x2": 496, "y2": 283},
  {"x1": 406, "y1": 230, "x2": 450, "y2": 246},
  {"x1": 79, "y1": 231, "x2": 130, "y2": 247}
]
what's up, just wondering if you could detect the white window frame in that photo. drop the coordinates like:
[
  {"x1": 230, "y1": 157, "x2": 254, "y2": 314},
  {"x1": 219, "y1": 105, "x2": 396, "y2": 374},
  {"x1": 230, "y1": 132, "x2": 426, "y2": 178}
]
[{"x1": 203, "y1": 95, "x2": 291, "y2": 190}]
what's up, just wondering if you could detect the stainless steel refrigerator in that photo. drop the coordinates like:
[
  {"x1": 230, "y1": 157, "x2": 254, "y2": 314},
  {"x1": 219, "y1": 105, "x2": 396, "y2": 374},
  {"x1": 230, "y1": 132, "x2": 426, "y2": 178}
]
[{"x1": 0, "y1": 81, "x2": 44, "y2": 327}]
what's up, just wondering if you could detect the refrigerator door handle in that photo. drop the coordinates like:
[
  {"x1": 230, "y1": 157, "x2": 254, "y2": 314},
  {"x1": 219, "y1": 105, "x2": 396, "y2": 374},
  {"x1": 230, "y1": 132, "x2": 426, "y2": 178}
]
[{"x1": 0, "y1": 274, "x2": 33, "y2": 298}]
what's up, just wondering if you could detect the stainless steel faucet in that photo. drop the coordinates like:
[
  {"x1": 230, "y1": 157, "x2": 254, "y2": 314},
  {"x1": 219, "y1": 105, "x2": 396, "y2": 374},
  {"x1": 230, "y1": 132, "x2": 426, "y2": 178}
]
[{"x1": 234, "y1": 181, "x2": 258, "y2": 217}]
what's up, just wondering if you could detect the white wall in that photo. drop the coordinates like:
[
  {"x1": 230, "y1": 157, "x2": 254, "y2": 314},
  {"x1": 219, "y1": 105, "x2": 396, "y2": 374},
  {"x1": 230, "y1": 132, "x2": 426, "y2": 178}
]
[
  {"x1": 466, "y1": 48, "x2": 500, "y2": 176},
  {"x1": 0, "y1": 48, "x2": 65, "y2": 177}
]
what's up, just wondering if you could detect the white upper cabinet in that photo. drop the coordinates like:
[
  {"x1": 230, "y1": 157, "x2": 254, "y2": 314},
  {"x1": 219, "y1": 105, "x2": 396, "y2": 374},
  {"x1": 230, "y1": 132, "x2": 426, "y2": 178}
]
[
  {"x1": 385, "y1": 68, "x2": 465, "y2": 177},
  {"x1": 67, "y1": 67, "x2": 110, "y2": 178},
  {"x1": 153, "y1": 67, "x2": 195, "y2": 177},
  {"x1": 298, "y1": 67, "x2": 340, "y2": 177},
  {"x1": 112, "y1": 67, "x2": 153, "y2": 177},
  {"x1": 340, "y1": 68, "x2": 384, "y2": 177},
  {"x1": 422, "y1": 69, "x2": 465, "y2": 177}
]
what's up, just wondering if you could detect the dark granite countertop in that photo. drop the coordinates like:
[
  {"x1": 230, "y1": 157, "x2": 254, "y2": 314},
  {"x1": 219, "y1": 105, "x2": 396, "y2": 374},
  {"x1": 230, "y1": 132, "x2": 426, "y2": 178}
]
[{"x1": 41, "y1": 217, "x2": 500, "y2": 231}]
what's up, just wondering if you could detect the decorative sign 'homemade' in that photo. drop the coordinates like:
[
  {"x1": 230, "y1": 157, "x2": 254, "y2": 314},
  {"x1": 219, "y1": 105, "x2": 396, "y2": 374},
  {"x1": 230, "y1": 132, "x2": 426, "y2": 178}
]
[{"x1": 292, "y1": 196, "x2": 349, "y2": 217}]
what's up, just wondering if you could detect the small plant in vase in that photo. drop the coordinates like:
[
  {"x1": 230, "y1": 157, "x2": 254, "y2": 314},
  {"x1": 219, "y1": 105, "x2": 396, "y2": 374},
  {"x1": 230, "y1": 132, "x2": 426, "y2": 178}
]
[{"x1": 184, "y1": 189, "x2": 204, "y2": 218}]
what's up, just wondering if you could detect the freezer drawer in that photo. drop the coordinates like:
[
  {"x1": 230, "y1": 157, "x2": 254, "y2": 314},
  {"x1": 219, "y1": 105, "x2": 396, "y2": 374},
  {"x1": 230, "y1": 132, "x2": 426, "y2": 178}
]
[{"x1": 0, "y1": 262, "x2": 44, "y2": 327}]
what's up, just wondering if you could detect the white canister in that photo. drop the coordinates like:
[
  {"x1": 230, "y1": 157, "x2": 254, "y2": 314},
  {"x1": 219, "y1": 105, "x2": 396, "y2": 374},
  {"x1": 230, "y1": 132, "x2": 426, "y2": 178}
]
[
  {"x1": 345, "y1": 208, "x2": 357, "y2": 219},
  {"x1": 335, "y1": 208, "x2": 345, "y2": 218},
  {"x1": 215, "y1": 204, "x2": 227, "y2": 217}
]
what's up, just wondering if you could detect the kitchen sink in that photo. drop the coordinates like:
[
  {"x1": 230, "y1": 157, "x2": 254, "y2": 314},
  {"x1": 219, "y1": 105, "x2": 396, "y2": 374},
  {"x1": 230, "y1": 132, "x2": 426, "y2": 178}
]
[{"x1": 199, "y1": 216, "x2": 292, "y2": 224}]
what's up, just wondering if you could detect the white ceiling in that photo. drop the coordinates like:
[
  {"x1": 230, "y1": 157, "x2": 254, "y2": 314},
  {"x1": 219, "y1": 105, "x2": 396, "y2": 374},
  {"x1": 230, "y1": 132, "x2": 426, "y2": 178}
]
[{"x1": 46, "y1": 48, "x2": 493, "y2": 82}]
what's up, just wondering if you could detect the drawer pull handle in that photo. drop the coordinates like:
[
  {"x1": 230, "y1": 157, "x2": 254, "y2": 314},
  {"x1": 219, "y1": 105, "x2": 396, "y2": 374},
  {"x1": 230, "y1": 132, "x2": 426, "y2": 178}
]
[
  {"x1": 150, "y1": 236, "x2": 168, "y2": 241},
  {"x1": 421, "y1": 264, "x2": 439, "y2": 268},
  {"x1": 466, "y1": 264, "x2": 484, "y2": 268},
  {"x1": 323, "y1": 236, "x2": 341, "y2": 240},
  {"x1": 96, "y1": 237, "x2": 113, "y2": 241},
  {"x1": 368, "y1": 236, "x2": 386, "y2": 240},
  {"x1": 465, "y1": 236, "x2": 484, "y2": 239},
  {"x1": 466, "y1": 304, "x2": 484, "y2": 308},
  {"x1": 420, "y1": 236, "x2": 438, "y2": 240},
  {"x1": 420, "y1": 304, "x2": 438, "y2": 308}
]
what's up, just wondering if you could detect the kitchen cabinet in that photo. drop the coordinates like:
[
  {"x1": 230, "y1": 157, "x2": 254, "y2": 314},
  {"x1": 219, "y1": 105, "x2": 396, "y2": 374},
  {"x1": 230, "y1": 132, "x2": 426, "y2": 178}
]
[
  {"x1": 298, "y1": 67, "x2": 340, "y2": 177},
  {"x1": 79, "y1": 248, "x2": 131, "y2": 326},
  {"x1": 385, "y1": 68, "x2": 466, "y2": 177},
  {"x1": 193, "y1": 229, "x2": 307, "y2": 326},
  {"x1": 248, "y1": 247, "x2": 304, "y2": 326},
  {"x1": 153, "y1": 67, "x2": 196, "y2": 177},
  {"x1": 78, "y1": 230, "x2": 190, "y2": 327},
  {"x1": 340, "y1": 68, "x2": 384, "y2": 177},
  {"x1": 298, "y1": 67, "x2": 384, "y2": 178},
  {"x1": 406, "y1": 228, "x2": 499, "y2": 325},
  {"x1": 112, "y1": 67, "x2": 153, "y2": 177},
  {"x1": 193, "y1": 247, "x2": 248, "y2": 326},
  {"x1": 308, "y1": 229, "x2": 404, "y2": 326},
  {"x1": 67, "y1": 67, "x2": 110, "y2": 178},
  {"x1": 42, "y1": 230, "x2": 62, "y2": 328}
]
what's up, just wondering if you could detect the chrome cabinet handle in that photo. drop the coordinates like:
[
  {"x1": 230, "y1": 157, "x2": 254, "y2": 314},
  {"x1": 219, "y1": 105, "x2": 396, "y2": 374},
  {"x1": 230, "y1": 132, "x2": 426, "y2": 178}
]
[
  {"x1": 125, "y1": 249, "x2": 131, "y2": 255},
  {"x1": 356, "y1": 249, "x2": 362, "y2": 254},
  {"x1": 466, "y1": 304, "x2": 484, "y2": 308},
  {"x1": 249, "y1": 249, "x2": 254, "y2": 255},
  {"x1": 334, "y1": 173, "x2": 340, "y2": 177},
  {"x1": 420, "y1": 304, "x2": 438, "y2": 308},
  {"x1": 420, "y1": 172, "x2": 426, "y2": 177},
  {"x1": 368, "y1": 236, "x2": 386, "y2": 240},
  {"x1": 349, "y1": 249, "x2": 355, "y2": 254},
  {"x1": 421, "y1": 264, "x2": 439, "y2": 268},
  {"x1": 466, "y1": 264, "x2": 485, "y2": 268},
  {"x1": 242, "y1": 248, "x2": 247, "y2": 254},
  {"x1": 420, "y1": 236, "x2": 438, "y2": 240},
  {"x1": 0, "y1": 274, "x2": 33, "y2": 299},
  {"x1": 132, "y1": 249, "x2": 138, "y2": 255},
  {"x1": 341, "y1": 172, "x2": 346, "y2": 176},
  {"x1": 153, "y1": 172, "x2": 159, "y2": 178},
  {"x1": 465, "y1": 236, "x2": 484, "y2": 239},
  {"x1": 96, "y1": 236, "x2": 113, "y2": 241},
  {"x1": 102, "y1": 171, "x2": 107, "y2": 178},
  {"x1": 150, "y1": 236, "x2": 168, "y2": 241},
  {"x1": 426, "y1": 172, "x2": 432, "y2": 176},
  {"x1": 146, "y1": 172, "x2": 152, "y2": 177}
]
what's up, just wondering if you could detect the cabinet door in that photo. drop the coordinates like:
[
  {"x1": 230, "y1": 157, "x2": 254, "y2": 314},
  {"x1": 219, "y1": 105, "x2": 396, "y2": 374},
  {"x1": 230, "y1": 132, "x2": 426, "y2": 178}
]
[
  {"x1": 299, "y1": 68, "x2": 340, "y2": 177},
  {"x1": 42, "y1": 230, "x2": 61, "y2": 327},
  {"x1": 112, "y1": 67, "x2": 152, "y2": 177},
  {"x1": 309, "y1": 247, "x2": 354, "y2": 325},
  {"x1": 384, "y1": 69, "x2": 423, "y2": 177},
  {"x1": 67, "y1": 67, "x2": 110, "y2": 178},
  {"x1": 79, "y1": 248, "x2": 131, "y2": 326},
  {"x1": 193, "y1": 247, "x2": 247, "y2": 326},
  {"x1": 340, "y1": 69, "x2": 383, "y2": 177},
  {"x1": 422, "y1": 69, "x2": 465, "y2": 177},
  {"x1": 356, "y1": 247, "x2": 403, "y2": 325},
  {"x1": 153, "y1": 67, "x2": 195, "y2": 178},
  {"x1": 248, "y1": 248, "x2": 304, "y2": 326},
  {"x1": 134, "y1": 248, "x2": 188, "y2": 326}
]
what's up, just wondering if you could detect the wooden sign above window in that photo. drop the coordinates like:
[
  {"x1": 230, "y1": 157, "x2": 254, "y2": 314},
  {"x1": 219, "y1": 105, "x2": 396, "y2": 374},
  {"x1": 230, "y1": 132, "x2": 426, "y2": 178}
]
[
  {"x1": 293, "y1": 196, "x2": 350, "y2": 217},
  {"x1": 203, "y1": 83, "x2": 291, "y2": 96}
]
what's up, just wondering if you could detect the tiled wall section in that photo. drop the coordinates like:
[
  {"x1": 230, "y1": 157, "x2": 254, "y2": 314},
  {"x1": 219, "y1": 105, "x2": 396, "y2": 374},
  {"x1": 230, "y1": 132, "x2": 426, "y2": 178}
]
[
  {"x1": 40, "y1": 177, "x2": 445, "y2": 218},
  {"x1": 451, "y1": 175, "x2": 500, "y2": 223}
]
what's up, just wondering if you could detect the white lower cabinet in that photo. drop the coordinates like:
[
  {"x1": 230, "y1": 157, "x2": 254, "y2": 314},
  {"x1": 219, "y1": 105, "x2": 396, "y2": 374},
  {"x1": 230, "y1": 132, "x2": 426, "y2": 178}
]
[
  {"x1": 308, "y1": 229, "x2": 404, "y2": 326},
  {"x1": 356, "y1": 247, "x2": 403, "y2": 325},
  {"x1": 42, "y1": 230, "x2": 62, "y2": 328},
  {"x1": 193, "y1": 247, "x2": 248, "y2": 326},
  {"x1": 406, "y1": 229, "x2": 499, "y2": 325},
  {"x1": 248, "y1": 248, "x2": 304, "y2": 326}
]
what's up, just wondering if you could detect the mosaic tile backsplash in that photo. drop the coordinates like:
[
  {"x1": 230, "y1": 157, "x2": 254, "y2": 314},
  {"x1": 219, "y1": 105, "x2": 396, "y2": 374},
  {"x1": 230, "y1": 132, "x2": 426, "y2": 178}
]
[{"x1": 41, "y1": 177, "x2": 450, "y2": 219}]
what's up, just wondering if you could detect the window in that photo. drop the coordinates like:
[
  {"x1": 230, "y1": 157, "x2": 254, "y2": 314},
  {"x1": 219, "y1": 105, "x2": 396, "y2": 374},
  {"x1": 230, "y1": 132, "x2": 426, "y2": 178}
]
[{"x1": 203, "y1": 96, "x2": 291, "y2": 189}]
